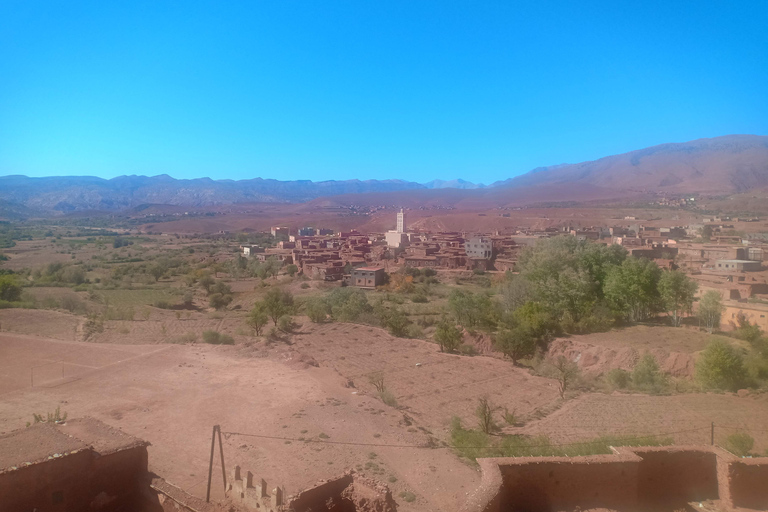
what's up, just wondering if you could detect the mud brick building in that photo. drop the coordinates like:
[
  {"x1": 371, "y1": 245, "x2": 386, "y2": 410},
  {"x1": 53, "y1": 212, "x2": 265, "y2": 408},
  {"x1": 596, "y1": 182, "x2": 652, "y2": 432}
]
[{"x1": 0, "y1": 417, "x2": 150, "y2": 512}]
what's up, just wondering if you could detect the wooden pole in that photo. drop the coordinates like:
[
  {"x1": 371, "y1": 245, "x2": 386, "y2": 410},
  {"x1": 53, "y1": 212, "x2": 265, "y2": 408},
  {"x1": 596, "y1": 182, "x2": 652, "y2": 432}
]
[
  {"x1": 206, "y1": 425, "x2": 218, "y2": 503},
  {"x1": 217, "y1": 426, "x2": 227, "y2": 491},
  {"x1": 711, "y1": 422, "x2": 715, "y2": 446}
]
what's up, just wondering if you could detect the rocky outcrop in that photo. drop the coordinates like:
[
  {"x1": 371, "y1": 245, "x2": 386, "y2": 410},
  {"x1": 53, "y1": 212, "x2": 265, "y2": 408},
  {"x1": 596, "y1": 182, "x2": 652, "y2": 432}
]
[{"x1": 547, "y1": 339, "x2": 696, "y2": 378}]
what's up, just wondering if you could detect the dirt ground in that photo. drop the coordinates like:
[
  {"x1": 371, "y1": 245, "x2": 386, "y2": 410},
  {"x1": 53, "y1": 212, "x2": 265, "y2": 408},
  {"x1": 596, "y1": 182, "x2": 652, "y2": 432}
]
[
  {"x1": 519, "y1": 392, "x2": 768, "y2": 453},
  {"x1": 2, "y1": 318, "x2": 768, "y2": 511},
  {"x1": 0, "y1": 331, "x2": 478, "y2": 512}
]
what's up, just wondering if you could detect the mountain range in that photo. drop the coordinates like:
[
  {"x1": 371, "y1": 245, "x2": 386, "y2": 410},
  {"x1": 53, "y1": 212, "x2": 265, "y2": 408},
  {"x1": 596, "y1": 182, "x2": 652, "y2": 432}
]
[{"x1": 1, "y1": 134, "x2": 766, "y2": 215}]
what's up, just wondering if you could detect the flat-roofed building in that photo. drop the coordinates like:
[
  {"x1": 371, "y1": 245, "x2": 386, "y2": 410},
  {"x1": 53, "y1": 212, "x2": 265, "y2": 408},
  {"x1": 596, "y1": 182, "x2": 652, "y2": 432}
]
[
  {"x1": 715, "y1": 259, "x2": 762, "y2": 272},
  {"x1": 345, "y1": 267, "x2": 386, "y2": 288}
]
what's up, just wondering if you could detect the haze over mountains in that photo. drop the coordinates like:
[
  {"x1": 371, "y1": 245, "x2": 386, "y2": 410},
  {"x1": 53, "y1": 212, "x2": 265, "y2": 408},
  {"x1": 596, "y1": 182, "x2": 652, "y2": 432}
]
[{"x1": 1, "y1": 134, "x2": 766, "y2": 216}]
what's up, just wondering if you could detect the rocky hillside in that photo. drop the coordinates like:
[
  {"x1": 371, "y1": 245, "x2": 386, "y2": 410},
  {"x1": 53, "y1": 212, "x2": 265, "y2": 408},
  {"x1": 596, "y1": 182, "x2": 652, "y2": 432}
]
[{"x1": 496, "y1": 134, "x2": 768, "y2": 194}]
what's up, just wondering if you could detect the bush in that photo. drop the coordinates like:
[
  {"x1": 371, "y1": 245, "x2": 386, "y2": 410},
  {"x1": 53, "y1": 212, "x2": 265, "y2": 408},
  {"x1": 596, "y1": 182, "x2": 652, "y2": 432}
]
[
  {"x1": 725, "y1": 432, "x2": 754, "y2": 456},
  {"x1": 60, "y1": 295, "x2": 86, "y2": 314},
  {"x1": 379, "y1": 389, "x2": 398, "y2": 407},
  {"x1": 606, "y1": 368, "x2": 631, "y2": 390},
  {"x1": 696, "y1": 339, "x2": 746, "y2": 391},
  {"x1": 202, "y1": 330, "x2": 235, "y2": 345},
  {"x1": 434, "y1": 318, "x2": 462, "y2": 353},
  {"x1": 209, "y1": 293, "x2": 233, "y2": 310},
  {"x1": 305, "y1": 297, "x2": 330, "y2": 323},
  {"x1": 0, "y1": 275, "x2": 22, "y2": 302},
  {"x1": 300, "y1": 282, "x2": 310, "y2": 289},
  {"x1": 632, "y1": 354, "x2": 668, "y2": 393},
  {"x1": 277, "y1": 315, "x2": 296, "y2": 333}
]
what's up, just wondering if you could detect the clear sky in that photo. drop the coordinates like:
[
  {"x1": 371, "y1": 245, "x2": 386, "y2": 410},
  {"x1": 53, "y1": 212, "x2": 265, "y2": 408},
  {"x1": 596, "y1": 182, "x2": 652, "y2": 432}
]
[{"x1": 1, "y1": 1, "x2": 766, "y2": 184}]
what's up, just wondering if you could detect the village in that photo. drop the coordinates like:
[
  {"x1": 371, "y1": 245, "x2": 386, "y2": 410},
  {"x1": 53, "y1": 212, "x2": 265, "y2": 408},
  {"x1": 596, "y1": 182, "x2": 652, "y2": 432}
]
[{"x1": 240, "y1": 209, "x2": 768, "y2": 333}]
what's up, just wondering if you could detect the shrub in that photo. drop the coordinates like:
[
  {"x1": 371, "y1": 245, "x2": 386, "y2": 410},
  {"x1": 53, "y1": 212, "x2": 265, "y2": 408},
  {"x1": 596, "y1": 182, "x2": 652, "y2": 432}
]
[
  {"x1": 305, "y1": 298, "x2": 330, "y2": 323},
  {"x1": 379, "y1": 389, "x2": 398, "y2": 407},
  {"x1": 209, "y1": 293, "x2": 233, "y2": 310},
  {"x1": 277, "y1": 315, "x2": 296, "y2": 333},
  {"x1": 60, "y1": 295, "x2": 86, "y2": 314},
  {"x1": 725, "y1": 432, "x2": 754, "y2": 457},
  {"x1": 696, "y1": 339, "x2": 746, "y2": 391},
  {"x1": 202, "y1": 330, "x2": 235, "y2": 345},
  {"x1": 300, "y1": 282, "x2": 310, "y2": 289},
  {"x1": 605, "y1": 368, "x2": 631, "y2": 390},
  {"x1": 632, "y1": 354, "x2": 668, "y2": 393},
  {"x1": 379, "y1": 306, "x2": 410, "y2": 338},
  {"x1": 171, "y1": 332, "x2": 197, "y2": 344},
  {"x1": 476, "y1": 397, "x2": 499, "y2": 434},
  {"x1": 0, "y1": 275, "x2": 22, "y2": 302}
]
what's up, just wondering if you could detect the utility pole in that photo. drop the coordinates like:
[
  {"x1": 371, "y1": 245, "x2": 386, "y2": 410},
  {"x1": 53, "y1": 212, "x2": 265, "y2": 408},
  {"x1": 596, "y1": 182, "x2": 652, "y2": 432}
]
[
  {"x1": 711, "y1": 422, "x2": 715, "y2": 446},
  {"x1": 206, "y1": 425, "x2": 227, "y2": 503}
]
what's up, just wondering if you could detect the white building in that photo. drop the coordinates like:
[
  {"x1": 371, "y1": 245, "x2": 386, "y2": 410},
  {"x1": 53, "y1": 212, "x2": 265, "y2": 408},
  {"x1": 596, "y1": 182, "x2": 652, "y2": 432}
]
[{"x1": 386, "y1": 209, "x2": 410, "y2": 248}]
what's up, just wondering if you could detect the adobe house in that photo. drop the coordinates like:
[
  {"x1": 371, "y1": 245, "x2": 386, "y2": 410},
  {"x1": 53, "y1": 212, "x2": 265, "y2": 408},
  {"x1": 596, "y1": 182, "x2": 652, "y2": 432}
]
[
  {"x1": 0, "y1": 417, "x2": 151, "y2": 512},
  {"x1": 716, "y1": 259, "x2": 762, "y2": 272},
  {"x1": 344, "y1": 266, "x2": 386, "y2": 288}
]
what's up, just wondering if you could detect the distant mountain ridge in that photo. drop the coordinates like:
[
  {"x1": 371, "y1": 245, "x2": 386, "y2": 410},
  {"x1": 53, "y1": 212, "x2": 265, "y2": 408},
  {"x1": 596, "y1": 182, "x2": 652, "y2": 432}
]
[
  {"x1": 424, "y1": 179, "x2": 485, "y2": 189},
  {"x1": 1, "y1": 134, "x2": 766, "y2": 215},
  {"x1": 0, "y1": 175, "x2": 428, "y2": 213},
  {"x1": 495, "y1": 134, "x2": 768, "y2": 193}
]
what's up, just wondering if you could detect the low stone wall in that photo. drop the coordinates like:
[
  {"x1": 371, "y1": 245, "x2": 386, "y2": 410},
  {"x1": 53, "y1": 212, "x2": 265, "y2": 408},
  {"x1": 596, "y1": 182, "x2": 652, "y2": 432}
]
[{"x1": 462, "y1": 446, "x2": 768, "y2": 512}]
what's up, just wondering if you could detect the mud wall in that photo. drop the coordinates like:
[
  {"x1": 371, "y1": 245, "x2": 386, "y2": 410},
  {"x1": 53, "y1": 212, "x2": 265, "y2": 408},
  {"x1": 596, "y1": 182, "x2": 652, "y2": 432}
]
[
  {"x1": 287, "y1": 474, "x2": 354, "y2": 512},
  {"x1": 499, "y1": 457, "x2": 639, "y2": 512},
  {"x1": 90, "y1": 446, "x2": 150, "y2": 507},
  {"x1": 635, "y1": 449, "x2": 719, "y2": 508},
  {"x1": 462, "y1": 447, "x2": 768, "y2": 512},
  {"x1": 0, "y1": 450, "x2": 93, "y2": 512},
  {"x1": 728, "y1": 459, "x2": 768, "y2": 509},
  {"x1": 0, "y1": 446, "x2": 150, "y2": 512}
]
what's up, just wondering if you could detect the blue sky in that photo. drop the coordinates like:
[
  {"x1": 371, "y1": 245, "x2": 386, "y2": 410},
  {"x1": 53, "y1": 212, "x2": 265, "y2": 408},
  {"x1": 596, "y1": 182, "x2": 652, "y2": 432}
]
[{"x1": 1, "y1": 1, "x2": 766, "y2": 184}]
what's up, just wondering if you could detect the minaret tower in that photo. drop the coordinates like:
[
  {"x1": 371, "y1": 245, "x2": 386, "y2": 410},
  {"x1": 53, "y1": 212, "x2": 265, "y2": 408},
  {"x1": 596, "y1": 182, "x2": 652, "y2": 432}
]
[{"x1": 396, "y1": 208, "x2": 405, "y2": 233}]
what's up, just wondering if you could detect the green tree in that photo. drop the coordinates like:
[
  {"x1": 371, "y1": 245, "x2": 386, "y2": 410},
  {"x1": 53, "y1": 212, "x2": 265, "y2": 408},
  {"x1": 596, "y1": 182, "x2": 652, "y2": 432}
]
[
  {"x1": 698, "y1": 290, "x2": 725, "y2": 334},
  {"x1": 733, "y1": 315, "x2": 764, "y2": 347},
  {"x1": 209, "y1": 293, "x2": 233, "y2": 310},
  {"x1": 326, "y1": 288, "x2": 372, "y2": 322},
  {"x1": 285, "y1": 264, "x2": 299, "y2": 277},
  {"x1": 516, "y1": 237, "x2": 627, "y2": 321},
  {"x1": 263, "y1": 288, "x2": 294, "y2": 326},
  {"x1": 696, "y1": 339, "x2": 746, "y2": 391},
  {"x1": 604, "y1": 257, "x2": 661, "y2": 322},
  {"x1": 380, "y1": 306, "x2": 409, "y2": 337},
  {"x1": 658, "y1": 270, "x2": 697, "y2": 327},
  {"x1": 0, "y1": 275, "x2": 22, "y2": 301},
  {"x1": 247, "y1": 303, "x2": 269, "y2": 336},
  {"x1": 448, "y1": 290, "x2": 495, "y2": 330},
  {"x1": 434, "y1": 317, "x2": 462, "y2": 353},
  {"x1": 148, "y1": 262, "x2": 167, "y2": 282},
  {"x1": 198, "y1": 274, "x2": 215, "y2": 293},
  {"x1": 305, "y1": 297, "x2": 330, "y2": 323},
  {"x1": 494, "y1": 328, "x2": 536, "y2": 365}
]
